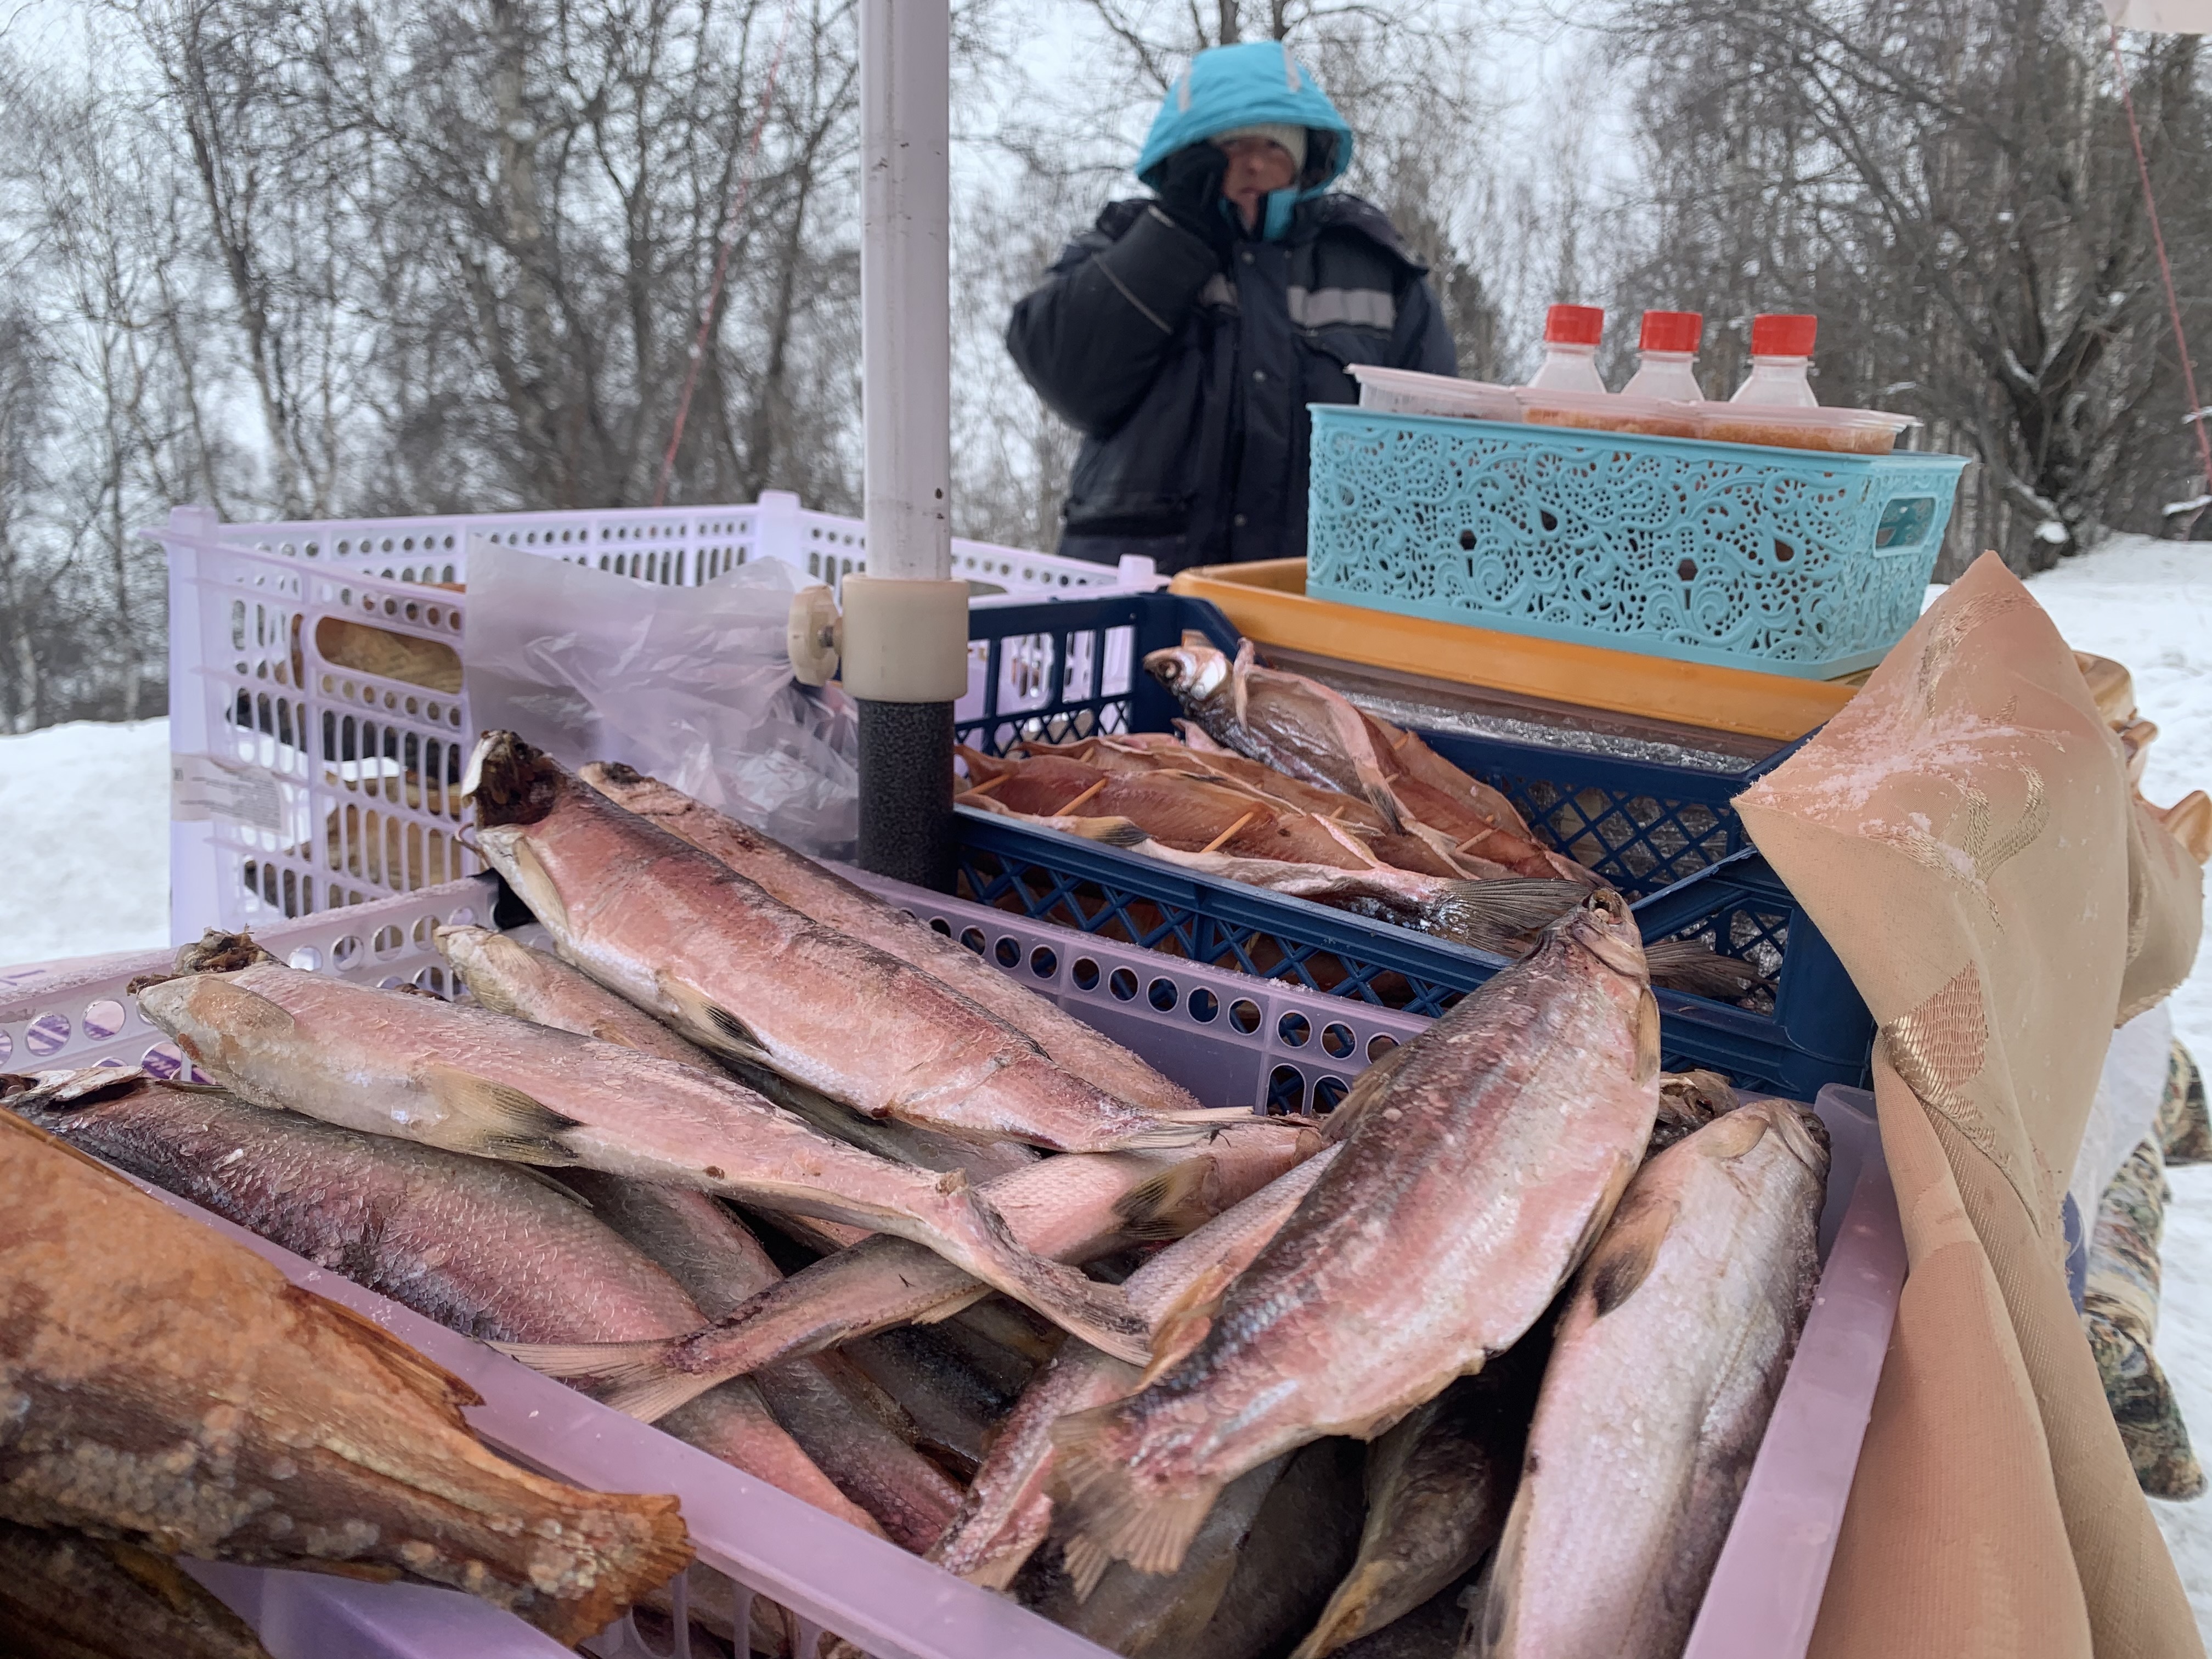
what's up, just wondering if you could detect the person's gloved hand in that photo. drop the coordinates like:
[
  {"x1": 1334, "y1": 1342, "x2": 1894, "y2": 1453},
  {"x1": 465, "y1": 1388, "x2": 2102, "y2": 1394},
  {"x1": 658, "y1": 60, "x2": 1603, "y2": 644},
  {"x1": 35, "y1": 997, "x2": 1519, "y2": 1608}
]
[{"x1": 1152, "y1": 142, "x2": 1235, "y2": 263}]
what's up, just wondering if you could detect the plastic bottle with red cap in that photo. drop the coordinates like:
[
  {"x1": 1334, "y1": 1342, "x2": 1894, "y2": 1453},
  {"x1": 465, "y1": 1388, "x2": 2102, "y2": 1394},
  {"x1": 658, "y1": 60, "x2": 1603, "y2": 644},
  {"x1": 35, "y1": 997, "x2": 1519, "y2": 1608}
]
[
  {"x1": 1525, "y1": 304, "x2": 1608, "y2": 394},
  {"x1": 1621, "y1": 311, "x2": 1705, "y2": 401},
  {"x1": 1730, "y1": 313, "x2": 1820, "y2": 407}
]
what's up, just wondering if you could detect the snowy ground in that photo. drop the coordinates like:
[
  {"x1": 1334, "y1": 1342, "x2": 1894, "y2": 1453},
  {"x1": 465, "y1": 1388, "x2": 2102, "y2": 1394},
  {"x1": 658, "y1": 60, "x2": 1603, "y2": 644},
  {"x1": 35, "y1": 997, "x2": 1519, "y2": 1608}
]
[{"x1": 0, "y1": 534, "x2": 2207, "y2": 1621}]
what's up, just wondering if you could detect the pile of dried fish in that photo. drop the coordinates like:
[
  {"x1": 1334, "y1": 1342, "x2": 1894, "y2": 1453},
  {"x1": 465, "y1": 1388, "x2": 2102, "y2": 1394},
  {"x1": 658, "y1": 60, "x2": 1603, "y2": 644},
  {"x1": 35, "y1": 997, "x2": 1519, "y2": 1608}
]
[
  {"x1": 951, "y1": 640, "x2": 1770, "y2": 1003},
  {"x1": 4, "y1": 735, "x2": 1832, "y2": 1657}
]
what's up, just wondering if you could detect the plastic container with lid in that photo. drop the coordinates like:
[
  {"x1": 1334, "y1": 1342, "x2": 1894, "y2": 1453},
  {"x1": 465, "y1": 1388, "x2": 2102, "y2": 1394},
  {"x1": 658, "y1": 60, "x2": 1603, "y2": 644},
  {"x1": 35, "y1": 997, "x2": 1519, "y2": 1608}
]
[
  {"x1": 1731, "y1": 314, "x2": 1820, "y2": 407},
  {"x1": 1347, "y1": 363, "x2": 1522, "y2": 422},
  {"x1": 1526, "y1": 304, "x2": 1608, "y2": 393},
  {"x1": 1623, "y1": 310, "x2": 1707, "y2": 401}
]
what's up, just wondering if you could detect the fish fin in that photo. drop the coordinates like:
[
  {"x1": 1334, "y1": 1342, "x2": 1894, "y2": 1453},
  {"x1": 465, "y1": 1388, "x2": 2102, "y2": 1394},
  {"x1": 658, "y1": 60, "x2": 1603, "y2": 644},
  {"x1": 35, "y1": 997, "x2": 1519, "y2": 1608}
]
[
  {"x1": 1062, "y1": 1534, "x2": 1116, "y2": 1601},
  {"x1": 656, "y1": 972, "x2": 766, "y2": 1057},
  {"x1": 909, "y1": 1285, "x2": 994, "y2": 1325},
  {"x1": 1430, "y1": 878, "x2": 1587, "y2": 949},
  {"x1": 489, "y1": 1338, "x2": 720, "y2": 1423},
  {"x1": 1051, "y1": 1405, "x2": 1222, "y2": 1577},
  {"x1": 1644, "y1": 938, "x2": 1773, "y2": 998},
  {"x1": 1635, "y1": 988, "x2": 1662, "y2": 1085},
  {"x1": 1230, "y1": 639, "x2": 1254, "y2": 729},
  {"x1": 1363, "y1": 778, "x2": 1407, "y2": 836},
  {"x1": 421, "y1": 1063, "x2": 584, "y2": 1164},
  {"x1": 1138, "y1": 1304, "x2": 1216, "y2": 1387},
  {"x1": 1587, "y1": 1196, "x2": 1680, "y2": 1316},
  {"x1": 1054, "y1": 815, "x2": 1151, "y2": 850},
  {"x1": 1699, "y1": 1108, "x2": 1771, "y2": 1161},
  {"x1": 185, "y1": 978, "x2": 298, "y2": 1039},
  {"x1": 1113, "y1": 1155, "x2": 1216, "y2": 1242}
]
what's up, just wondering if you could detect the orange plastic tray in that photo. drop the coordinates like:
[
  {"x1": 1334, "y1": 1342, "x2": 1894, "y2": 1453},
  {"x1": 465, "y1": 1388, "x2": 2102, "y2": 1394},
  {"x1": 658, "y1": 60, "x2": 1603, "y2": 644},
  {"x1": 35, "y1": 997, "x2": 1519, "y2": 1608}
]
[{"x1": 1168, "y1": 560, "x2": 1860, "y2": 742}]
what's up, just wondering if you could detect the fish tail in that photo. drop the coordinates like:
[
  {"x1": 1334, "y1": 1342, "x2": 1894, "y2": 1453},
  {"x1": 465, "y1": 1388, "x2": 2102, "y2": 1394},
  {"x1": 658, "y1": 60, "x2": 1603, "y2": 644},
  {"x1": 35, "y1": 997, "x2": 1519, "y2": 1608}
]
[
  {"x1": 1430, "y1": 877, "x2": 1588, "y2": 947},
  {"x1": 944, "y1": 1189, "x2": 1153, "y2": 1365},
  {"x1": 490, "y1": 1338, "x2": 722, "y2": 1424},
  {"x1": 1050, "y1": 1402, "x2": 1222, "y2": 1579},
  {"x1": 1111, "y1": 1154, "x2": 1216, "y2": 1241},
  {"x1": 1055, "y1": 815, "x2": 1152, "y2": 850},
  {"x1": 1291, "y1": 1561, "x2": 1392, "y2": 1659},
  {"x1": 1363, "y1": 778, "x2": 1407, "y2": 835},
  {"x1": 1061, "y1": 1534, "x2": 1116, "y2": 1600}
]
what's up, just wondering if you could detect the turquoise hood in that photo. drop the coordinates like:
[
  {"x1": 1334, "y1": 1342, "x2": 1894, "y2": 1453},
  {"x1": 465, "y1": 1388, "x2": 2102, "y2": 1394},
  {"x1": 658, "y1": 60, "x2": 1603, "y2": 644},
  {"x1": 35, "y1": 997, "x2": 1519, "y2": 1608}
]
[{"x1": 1135, "y1": 40, "x2": 1353, "y2": 241}]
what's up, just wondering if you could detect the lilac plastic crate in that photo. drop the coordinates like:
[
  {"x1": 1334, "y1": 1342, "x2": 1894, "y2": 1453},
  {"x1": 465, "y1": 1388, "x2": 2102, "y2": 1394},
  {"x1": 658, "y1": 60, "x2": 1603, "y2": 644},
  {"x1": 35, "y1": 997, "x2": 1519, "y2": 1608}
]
[{"x1": 0, "y1": 874, "x2": 1900, "y2": 1659}]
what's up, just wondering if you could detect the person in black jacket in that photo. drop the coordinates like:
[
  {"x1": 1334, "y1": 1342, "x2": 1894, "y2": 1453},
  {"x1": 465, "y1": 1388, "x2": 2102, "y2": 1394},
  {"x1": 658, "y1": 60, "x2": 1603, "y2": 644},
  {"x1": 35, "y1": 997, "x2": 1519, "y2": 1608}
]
[{"x1": 1007, "y1": 40, "x2": 1457, "y2": 575}]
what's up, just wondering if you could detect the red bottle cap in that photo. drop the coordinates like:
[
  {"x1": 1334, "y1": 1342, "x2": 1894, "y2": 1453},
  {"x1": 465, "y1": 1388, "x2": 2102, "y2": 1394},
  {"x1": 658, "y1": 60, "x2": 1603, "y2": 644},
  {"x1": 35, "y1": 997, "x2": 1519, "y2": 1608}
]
[
  {"x1": 1544, "y1": 304, "x2": 1604, "y2": 347},
  {"x1": 1639, "y1": 310, "x2": 1703, "y2": 353},
  {"x1": 1751, "y1": 313, "x2": 1818, "y2": 357}
]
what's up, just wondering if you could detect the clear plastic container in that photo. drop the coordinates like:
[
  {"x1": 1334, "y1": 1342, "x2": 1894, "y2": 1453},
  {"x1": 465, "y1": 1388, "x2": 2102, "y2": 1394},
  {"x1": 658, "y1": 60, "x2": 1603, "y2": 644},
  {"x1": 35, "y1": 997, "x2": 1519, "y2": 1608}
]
[
  {"x1": 1526, "y1": 304, "x2": 1608, "y2": 394},
  {"x1": 1623, "y1": 311, "x2": 1706, "y2": 403},
  {"x1": 1730, "y1": 314, "x2": 1819, "y2": 408},
  {"x1": 1696, "y1": 404, "x2": 1916, "y2": 455},
  {"x1": 1347, "y1": 363, "x2": 1522, "y2": 422}
]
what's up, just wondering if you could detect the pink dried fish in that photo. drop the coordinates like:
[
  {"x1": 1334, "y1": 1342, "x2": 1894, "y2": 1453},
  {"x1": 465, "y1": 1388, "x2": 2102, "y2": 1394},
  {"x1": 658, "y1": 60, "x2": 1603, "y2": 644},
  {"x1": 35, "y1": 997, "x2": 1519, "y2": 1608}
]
[
  {"x1": 580, "y1": 760, "x2": 1204, "y2": 1119},
  {"x1": 1053, "y1": 890, "x2": 1660, "y2": 1578},
  {"x1": 131, "y1": 939, "x2": 1149, "y2": 1365},
  {"x1": 1469, "y1": 1098, "x2": 1827, "y2": 1659},
  {"x1": 465, "y1": 732, "x2": 1193, "y2": 1155},
  {"x1": 506, "y1": 1119, "x2": 1318, "y2": 1421}
]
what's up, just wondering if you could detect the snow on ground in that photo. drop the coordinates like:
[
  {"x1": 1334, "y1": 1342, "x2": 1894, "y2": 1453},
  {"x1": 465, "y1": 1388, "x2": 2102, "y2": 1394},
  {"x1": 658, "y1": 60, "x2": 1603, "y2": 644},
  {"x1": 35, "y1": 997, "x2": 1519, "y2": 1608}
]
[
  {"x1": 0, "y1": 533, "x2": 2207, "y2": 1615},
  {"x1": 0, "y1": 719, "x2": 172, "y2": 964}
]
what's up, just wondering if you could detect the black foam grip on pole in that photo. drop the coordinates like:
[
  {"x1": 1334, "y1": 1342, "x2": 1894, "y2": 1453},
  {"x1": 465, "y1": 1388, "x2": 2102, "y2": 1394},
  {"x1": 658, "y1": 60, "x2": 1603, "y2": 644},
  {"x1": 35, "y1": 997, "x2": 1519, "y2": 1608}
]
[{"x1": 856, "y1": 698, "x2": 956, "y2": 892}]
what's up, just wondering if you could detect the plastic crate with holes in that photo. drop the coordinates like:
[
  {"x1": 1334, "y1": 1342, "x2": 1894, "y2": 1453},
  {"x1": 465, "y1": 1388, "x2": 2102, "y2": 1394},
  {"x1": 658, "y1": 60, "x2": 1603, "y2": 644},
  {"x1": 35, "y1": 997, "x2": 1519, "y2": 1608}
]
[
  {"x1": 155, "y1": 495, "x2": 1159, "y2": 944},
  {"x1": 0, "y1": 869, "x2": 1900, "y2": 1659},
  {"x1": 953, "y1": 590, "x2": 1872, "y2": 1099}
]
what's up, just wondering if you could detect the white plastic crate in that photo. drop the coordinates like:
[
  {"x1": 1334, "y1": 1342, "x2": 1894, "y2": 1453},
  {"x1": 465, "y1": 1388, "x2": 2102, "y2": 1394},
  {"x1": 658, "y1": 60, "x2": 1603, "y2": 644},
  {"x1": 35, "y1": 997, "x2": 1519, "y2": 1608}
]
[
  {"x1": 0, "y1": 871, "x2": 1900, "y2": 1659},
  {"x1": 155, "y1": 495, "x2": 1155, "y2": 944}
]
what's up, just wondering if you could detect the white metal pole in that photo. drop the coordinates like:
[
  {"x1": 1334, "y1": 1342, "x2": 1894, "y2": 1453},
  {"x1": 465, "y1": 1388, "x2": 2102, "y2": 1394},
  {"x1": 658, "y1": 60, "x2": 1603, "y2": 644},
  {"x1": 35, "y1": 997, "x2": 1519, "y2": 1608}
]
[
  {"x1": 859, "y1": 0, "x2": 952, "y2": 582},
  {"x1": 847, "y1": 0, "x2": 964, "y2": 887}
]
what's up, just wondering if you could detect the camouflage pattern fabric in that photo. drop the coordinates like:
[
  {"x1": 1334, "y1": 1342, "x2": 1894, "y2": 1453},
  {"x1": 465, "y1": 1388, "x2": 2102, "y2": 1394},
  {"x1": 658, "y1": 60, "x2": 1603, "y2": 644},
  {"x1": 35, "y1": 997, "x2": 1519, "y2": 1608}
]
[
  {"x1": 2083, "y1": 1128, "x2": 2205, "y2": 1500},
  {"x1": 2159, "y1": 1041, "x2": 2209, "y2": 1166}
]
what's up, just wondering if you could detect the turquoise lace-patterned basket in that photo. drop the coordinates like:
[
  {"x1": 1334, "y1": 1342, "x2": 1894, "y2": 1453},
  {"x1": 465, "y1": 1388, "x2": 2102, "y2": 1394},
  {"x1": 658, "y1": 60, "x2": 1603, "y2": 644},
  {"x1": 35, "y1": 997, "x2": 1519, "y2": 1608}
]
[{"x1": 1305, "y1": 408, "x2": 1971, "y2": 679}]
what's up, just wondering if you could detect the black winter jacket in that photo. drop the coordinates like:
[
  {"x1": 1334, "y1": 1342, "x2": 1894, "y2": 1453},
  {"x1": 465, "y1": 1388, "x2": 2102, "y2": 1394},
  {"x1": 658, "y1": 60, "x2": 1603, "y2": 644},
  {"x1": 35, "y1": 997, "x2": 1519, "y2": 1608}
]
[{"x1": 1007, "y1": 193, "x2": 1455, "y2": 574}]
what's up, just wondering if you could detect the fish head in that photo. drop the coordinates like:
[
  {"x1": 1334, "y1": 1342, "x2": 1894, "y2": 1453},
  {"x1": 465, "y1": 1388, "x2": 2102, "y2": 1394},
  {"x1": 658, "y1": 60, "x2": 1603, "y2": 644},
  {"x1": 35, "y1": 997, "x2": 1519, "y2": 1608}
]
[
  {"x1": 132, "y1": 973, "x2": 297, "y2": 1082},
  {"x1": 1559, "y1": 888, "x2": 1647, "y2": 981},
  {"x1": 462, "y1": 730, "x2": 562, "y2": 828},
  {"x1": 1743, "y1": 1097, "x2": 1833, "y2": 1180},
  {"x1": 1143, "y1": 644, "x2": 1231, "y2": 707}
]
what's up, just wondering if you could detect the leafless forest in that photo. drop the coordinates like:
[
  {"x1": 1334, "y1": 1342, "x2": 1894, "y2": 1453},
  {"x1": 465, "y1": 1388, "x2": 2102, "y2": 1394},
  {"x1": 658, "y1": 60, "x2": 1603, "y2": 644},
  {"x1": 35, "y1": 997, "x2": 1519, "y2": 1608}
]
[{"x1": 0, "y1": 0, "x2": 2205, "y2": 729}]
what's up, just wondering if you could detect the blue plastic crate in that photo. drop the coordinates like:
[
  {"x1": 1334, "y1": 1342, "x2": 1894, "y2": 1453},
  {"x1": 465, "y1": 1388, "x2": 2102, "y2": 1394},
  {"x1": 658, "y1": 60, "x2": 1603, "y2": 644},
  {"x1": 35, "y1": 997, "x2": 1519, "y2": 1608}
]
[
  {"x1": 955, "y1": 591, "x2": 1871, "y2": 1097},
  {"x1": 1304, "y1": 408, "x2": 1970, "y2": 679}
]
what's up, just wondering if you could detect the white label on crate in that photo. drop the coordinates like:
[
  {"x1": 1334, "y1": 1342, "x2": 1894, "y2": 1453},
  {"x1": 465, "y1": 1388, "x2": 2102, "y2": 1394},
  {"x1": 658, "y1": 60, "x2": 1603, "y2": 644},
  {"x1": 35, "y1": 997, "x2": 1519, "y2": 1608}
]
[{"x1": 172, "y1": 754, "x2": 287, "y2": 832}]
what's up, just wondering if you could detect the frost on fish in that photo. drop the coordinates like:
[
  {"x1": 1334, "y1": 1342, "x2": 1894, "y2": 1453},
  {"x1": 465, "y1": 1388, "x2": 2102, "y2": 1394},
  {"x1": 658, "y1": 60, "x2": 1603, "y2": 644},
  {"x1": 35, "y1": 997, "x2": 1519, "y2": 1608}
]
[
  {"x1": 130, "y1": 934, "x2": 1153, "y2": 1368},
  {"x1": 579, "y1": 758, "x2": 1205, "y2": 1120},
  {"x1": 1053, "y1": 891, "x2": 1660, "y2": 1581},
  {"x1": 1470, "y1": 1098, "x2": 1827, "y2": 1659},
  {"x1": 466, "y1": 731, "x2": 1196, "y2": 1156}
]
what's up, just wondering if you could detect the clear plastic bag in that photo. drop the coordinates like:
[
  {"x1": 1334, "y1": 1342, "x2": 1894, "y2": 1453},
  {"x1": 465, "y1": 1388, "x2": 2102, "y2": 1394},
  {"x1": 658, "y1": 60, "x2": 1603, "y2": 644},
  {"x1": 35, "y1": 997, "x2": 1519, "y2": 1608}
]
[{"x1": 462, "y1": 539, "x2": 859, "y2": 857}]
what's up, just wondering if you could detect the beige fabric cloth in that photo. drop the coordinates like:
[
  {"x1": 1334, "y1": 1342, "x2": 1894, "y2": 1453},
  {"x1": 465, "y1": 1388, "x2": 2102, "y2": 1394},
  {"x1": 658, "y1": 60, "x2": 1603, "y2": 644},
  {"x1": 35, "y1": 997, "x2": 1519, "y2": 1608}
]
[{"x1": 1733, "y1": 552, "x2": 2204, "y2": 1659}]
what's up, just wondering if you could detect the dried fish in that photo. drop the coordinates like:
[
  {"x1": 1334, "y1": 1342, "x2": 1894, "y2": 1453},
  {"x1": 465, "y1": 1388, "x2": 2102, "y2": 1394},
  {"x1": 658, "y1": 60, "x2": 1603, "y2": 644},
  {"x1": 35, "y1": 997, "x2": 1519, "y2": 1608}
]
[
  {"x1": 1468, "y1": 1099, "x2": 1828, "y2": 1659},
  {"x1": 132, "y1": 940, "x2": 1151, "y2": 1367},
  {"x1": 583, "y1": 759, "x2": 1205, "y2": 1120},
  {"x1": 465, "y1": 732, "x2": 1189, "y2": 1154},
  {"x1": 0, "y1": 1110, "x2": 690, "y2": 1643},
  {"x1": 1053, "y1": 891, "x2": 1659, "y2": 1579}
]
